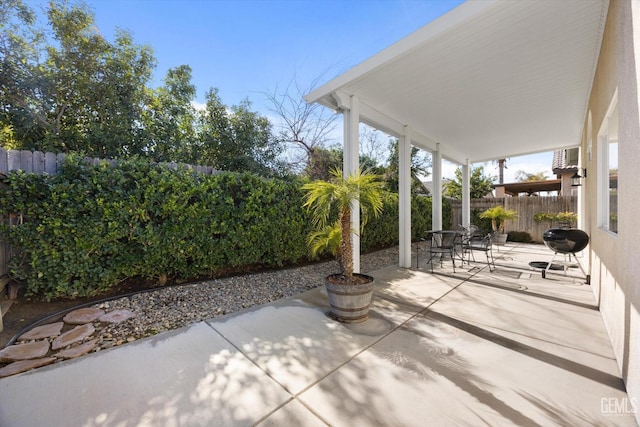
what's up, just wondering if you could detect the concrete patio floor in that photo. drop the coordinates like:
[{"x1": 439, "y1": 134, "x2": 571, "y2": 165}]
[{"x1": 0, "y1": 243, "x2": 637, "y2": 426}]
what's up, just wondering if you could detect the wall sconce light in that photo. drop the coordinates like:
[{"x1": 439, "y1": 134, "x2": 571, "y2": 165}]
[{"x1": 571, "y1": 168, "x2": 587, "y2": 186}]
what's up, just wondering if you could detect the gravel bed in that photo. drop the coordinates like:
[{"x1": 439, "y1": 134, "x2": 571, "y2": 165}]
[{"x1": 91, "y1": 246, "x2": 400, "y2": 348}]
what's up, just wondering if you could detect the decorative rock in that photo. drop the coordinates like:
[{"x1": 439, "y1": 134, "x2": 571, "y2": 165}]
[
  {"x1": 55, "y1": 339, "x2": 98, "y2": 359},
  {"x1": 0, "y1": 341, "x2": 50, "y2": 363},
  {"x1": 52, "y1": 323, "x2": 95, "y2": 350},
  {"x1": 98, "y1": 309, "x2": 135, "y2": 324},
  {"x1": 17, "y1": 322, "x2": 64, "y2": 341},
  {"x1": 63, "y1": 308, "x2": 105, "y2": 324},
  {"x1": 0, "y1": 358, "x2": 57, "y2": 378},
  {"x1": 0, "y1": 247, "x2": 399, "y2": 376},
  {"x1": 99, "y1": 338, "x2": 116, "y2": 349}
]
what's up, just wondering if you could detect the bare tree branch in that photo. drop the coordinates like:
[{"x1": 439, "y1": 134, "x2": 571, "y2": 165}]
[
  {"x1": 359, "y1": 125, "x2": 389, "y2": 166},
  {"x1": 264, "y1": 73, "x2": 339, "y2": 171}
]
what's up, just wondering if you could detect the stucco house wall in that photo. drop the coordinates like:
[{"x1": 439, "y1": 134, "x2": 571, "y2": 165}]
[{"x1": 583, "y1": 0, "x2": 640, "y2": 418}]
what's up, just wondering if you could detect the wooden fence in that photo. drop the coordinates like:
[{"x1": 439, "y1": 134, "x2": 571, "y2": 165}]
[
  {"x1": 451, "y1": 196, "x2": 577, "y2": 242},
  {"x1": 0, "y1": 148, "x2": 220, "y2": 278},
  {"x1": 0, "y1": 147, "x2": 220, "y2": 176}
]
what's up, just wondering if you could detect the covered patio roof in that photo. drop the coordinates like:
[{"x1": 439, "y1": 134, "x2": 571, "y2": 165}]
[{"x1": 305, "y1": 0, "x2": 609, "y2": 165}]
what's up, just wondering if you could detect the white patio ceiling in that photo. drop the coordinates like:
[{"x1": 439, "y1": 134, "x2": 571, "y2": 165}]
[{"x1": 305, "y1": 0, "x2": 609, "y2": 165}]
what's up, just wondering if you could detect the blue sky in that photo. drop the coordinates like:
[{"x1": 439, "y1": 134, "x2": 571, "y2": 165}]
[
  {"x1": 28, "y1": 0, "x2": 553, "y2": 181},
  {"x1": 79, "y1": 0, "x2": 464, "y2": 108}
]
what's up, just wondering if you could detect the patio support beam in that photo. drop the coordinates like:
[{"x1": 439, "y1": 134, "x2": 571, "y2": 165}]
[
  {"x1": 343, "y1": 95, "x2": 361, "y2": 273},
  {"x1": 399, "y1": 127, "x2": 412, "y2": 268},
  {"x1": 461, "y1": 160, "x2": 471, "y2": 228},
  {"x1": 432, "y1": 144, "x2": 443, "y2": 231}
]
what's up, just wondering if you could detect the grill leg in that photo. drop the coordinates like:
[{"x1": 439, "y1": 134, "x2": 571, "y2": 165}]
[
  {"x1": 570, "y1": 253, "x2": 588, "y2": 278},
  {"x1": 546, "y1": 252, "x2": 560, "y2": 275}
]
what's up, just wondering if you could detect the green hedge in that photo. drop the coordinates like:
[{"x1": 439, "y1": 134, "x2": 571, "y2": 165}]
[
  {"x1": 361, "y1": 194, "x2": 450, "y2": 250},
  {"x1": 0, "y1": 156, "x2": 444, "y2": 300},
  {"x1": 471, "y1": 208, "x2": 494, "y2": 235},
  {"x1": 0, "y1": 157, "x2": 313, "y2": 299}
]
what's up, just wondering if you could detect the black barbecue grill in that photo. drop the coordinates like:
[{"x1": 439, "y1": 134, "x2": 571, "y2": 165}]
[
  {"x1": 535, "y1": 228, "x2": 590, "y2": 281},
  {"x1": 543, "y1": 228, "x2": 589, "y2": 254}
]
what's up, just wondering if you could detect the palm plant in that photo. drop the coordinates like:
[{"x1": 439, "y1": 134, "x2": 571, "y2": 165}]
[
  {"x1": 302, "y1": 167, "x2": 384, "y2": 283},
  {"x1": 479, "y1": 205, "x2": 518, "y2": 234}
]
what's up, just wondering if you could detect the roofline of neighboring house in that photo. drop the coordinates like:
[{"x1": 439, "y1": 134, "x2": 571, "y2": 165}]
[
  {"x1": 493, "y1": 178, "x2": 562, "y2": 196},
  {"x1": 552, "y1": 166, "x2": 579, "y2": 176},
  {"x1": 552, "y1": 149, "x2": 580, "y2": 175}
]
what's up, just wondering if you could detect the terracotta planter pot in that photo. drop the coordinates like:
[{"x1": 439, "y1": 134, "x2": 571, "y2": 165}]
[{"x1": 324, "y1": 274, "x2": 374, "y2": 323}]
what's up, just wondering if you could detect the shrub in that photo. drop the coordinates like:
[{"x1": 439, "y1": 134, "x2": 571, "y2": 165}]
[
  {"x1": 533, "y1": 212, "x2": 553, "y2": 222},
  {"x1": 361, "y1": 193, "x2": 400, "y2": 252},
  {"x1": 533, "y1": 211, "x2": 577, "y2": 228},
  {"x1": 507, "y1": 231, "x2": 532, "y2": 243},
  {"x1": 0, "y1": 157, "x2": 312, "y2": 299},
  {"x1": 361, "y1": 195, "x2": 450, "y2": 250},
  {"x1": 471, "y1": 209, "x2": 493, "y2": 235}
]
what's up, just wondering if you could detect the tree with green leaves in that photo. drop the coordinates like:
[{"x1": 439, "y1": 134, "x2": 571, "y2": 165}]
[
  {"x1": 198, "y1": 88, "x2": 284, "y2": 176},
  {"x1": 304, "y1": 147, "x2": 342, "y2": 180},
  {"x1": 1, "y1": 0, "x2": 155, "y2": 156},
  {"x1": 444, "y1": 165, "x2": 495, "y2": 199},
  {"x1": 1, "y1": 0, "x2": 286, "y2": 176},
  {"x1": 142, "y1": 65, "x2": 197, "y2": 162},
  {"x1": 302, "y1": 145, "x2": 383, "y2": 181},
  {"x1": 384, "y1": 138, "x2": 431, "y2": 193},
  {"x1": 515, "y1": 170, "x2": 548, "y2": 182},
  {"x1": 1, "y1": 0, "x2": 47, "y2": 147}
]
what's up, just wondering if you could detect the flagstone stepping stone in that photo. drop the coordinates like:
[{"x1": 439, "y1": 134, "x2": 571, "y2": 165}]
[
  {"x1": 0, "y1": 357, "x2": 57, "y2": 378},
  {"x1": 0, "y1": 341, "x2": 50, "y2": 363},
  {"x1": 63, "y1": 307, "x2": 105, "y2": 324},
  {"x1": 55, "y1": 339, "x2": 98, "y2": 360},
  {"x1": 17, "y1": 322, "x2": 64, "y2": 341},
  {"x1": 52, "y1": 323, "x2": 95, "y2": 351},
  {"x1": 98, "y1": 309, "x2": 135, "y2": 324}
]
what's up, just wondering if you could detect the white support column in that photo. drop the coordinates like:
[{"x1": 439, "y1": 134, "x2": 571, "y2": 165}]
[
  {"x1": 398, "y1": 127, "x2": 412, "y2": 268},
  {"x1": 461, "y1": 160, "x2": 471, "y2": 229},
  {"x1": 432, "y1": 144, "x2": 443, "y2": 231},
  {"x1": 343, "y1": 110, "x2": 352, "y2": 174},
  {"x1": 343, "y1": 96, "x2": 360, "y2": 273}
]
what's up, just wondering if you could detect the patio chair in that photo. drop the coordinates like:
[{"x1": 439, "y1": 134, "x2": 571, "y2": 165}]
[
  {"x1": 457, "y1": 225, "x2": 482, "y2": 261},
  {"x1": 465, "y1": 233, "x2": 495, "y2": 272},
  {"x1": 457, "y1": 224, "x2": 480, "y2": 236},
  {"x1": 423, "y1": 230, "x2": 460, "y2": 272}
]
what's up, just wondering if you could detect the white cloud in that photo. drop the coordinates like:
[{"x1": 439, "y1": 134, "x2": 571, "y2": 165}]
[
  {"x1": 191, "y1": 101, "x2": 207, "y2": 111},
  {"x1": 441, "y1": 160, "x2": 459, "y2": 180}
]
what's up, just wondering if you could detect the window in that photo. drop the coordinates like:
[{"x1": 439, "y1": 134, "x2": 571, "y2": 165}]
[
  {"x1": 598, "y1": 91, "x2": 618, "y2": 234},
  {"x1": 565, "y1": 148, "x2": 579, "y2": 167},
  {"x1": 607, "y1": 109, "x2": 618, "y2": 232}
]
